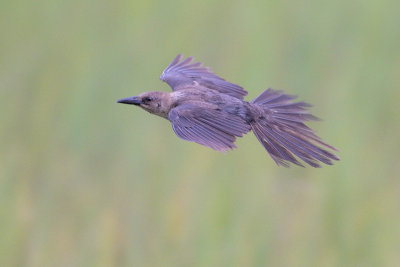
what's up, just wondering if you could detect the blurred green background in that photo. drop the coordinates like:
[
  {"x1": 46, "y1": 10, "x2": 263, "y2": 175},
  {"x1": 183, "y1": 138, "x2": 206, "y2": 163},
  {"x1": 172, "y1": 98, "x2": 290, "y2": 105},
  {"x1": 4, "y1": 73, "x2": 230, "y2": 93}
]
[{"x1": 1, "y1": 0, "x2": 400, "y2": 266}]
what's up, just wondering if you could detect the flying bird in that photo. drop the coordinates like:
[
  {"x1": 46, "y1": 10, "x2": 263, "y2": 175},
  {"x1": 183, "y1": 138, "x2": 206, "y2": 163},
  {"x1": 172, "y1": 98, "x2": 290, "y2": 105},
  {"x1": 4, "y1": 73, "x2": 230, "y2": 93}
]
[{"x1": 117, "y1": 54, "x2": 339, "y2": 167}]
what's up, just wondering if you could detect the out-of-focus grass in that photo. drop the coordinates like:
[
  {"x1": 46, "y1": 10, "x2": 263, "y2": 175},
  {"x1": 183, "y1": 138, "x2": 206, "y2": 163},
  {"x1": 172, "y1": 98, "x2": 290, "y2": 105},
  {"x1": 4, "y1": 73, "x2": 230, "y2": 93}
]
[{"x1": 1, "y1": 0, "x2": 400, "y2": 266}]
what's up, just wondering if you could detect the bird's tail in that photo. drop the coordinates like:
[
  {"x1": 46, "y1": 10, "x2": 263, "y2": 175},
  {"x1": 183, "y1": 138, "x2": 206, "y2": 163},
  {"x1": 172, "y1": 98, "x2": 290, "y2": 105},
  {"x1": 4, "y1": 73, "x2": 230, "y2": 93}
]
[{"x1": 250, "y1": 89, "x2": 339, "y2": 167}]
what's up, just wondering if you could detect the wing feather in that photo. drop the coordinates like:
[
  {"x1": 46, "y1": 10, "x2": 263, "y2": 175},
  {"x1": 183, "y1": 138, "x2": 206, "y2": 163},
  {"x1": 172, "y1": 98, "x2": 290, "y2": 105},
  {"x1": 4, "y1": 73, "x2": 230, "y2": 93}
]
[
  {"x1": 160, "y1": 54, "x2": 248, "y2": 99},
  {"x1": 168, "y1": 104, "x2": 251, "y2": 152}
]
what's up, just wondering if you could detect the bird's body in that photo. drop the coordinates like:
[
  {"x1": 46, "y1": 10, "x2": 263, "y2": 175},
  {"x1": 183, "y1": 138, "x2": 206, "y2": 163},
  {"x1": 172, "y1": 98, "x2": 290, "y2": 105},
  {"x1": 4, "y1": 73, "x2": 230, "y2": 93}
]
[
  {"x1": 118, "y1": 54, "x2": 339, "y2": 167},
  {"x1": 171, "y1": 89, "x2": 254, "y2": 122}
]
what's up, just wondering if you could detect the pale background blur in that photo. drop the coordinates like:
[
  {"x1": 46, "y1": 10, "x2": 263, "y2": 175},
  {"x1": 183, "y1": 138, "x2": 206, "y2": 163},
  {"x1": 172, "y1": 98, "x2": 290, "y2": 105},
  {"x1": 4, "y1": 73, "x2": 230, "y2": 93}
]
[{"x1": 1, "y1": 0, "x2": 400, "y2": 266}]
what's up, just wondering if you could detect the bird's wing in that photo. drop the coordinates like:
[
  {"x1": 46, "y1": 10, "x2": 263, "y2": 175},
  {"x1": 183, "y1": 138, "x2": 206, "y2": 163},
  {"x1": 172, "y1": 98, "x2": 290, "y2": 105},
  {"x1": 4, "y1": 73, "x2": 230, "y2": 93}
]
[
  {"x1": 168, "y1": 104, "x2": 251, "y2": 152},
  {"x1": 160, "y1": 54, "x2": 248, "y2": 99}
]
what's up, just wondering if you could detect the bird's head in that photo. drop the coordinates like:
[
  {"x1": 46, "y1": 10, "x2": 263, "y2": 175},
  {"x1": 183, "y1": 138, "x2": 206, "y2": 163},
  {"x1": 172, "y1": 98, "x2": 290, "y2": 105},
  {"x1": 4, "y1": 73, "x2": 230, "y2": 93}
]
[{"x1": 117, "y1": 91, "x2": 172, "y2": 118}]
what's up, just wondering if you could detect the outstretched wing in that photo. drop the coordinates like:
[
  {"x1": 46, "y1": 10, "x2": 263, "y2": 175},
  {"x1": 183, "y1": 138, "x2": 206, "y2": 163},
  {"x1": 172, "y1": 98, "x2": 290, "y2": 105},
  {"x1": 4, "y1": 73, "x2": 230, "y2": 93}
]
[
  {"x1": 168, "y1": 104, "x2": 251, "y2": 152},
  {"x1": 160, "y1": 54, "x2": 248, "y2": 99}
]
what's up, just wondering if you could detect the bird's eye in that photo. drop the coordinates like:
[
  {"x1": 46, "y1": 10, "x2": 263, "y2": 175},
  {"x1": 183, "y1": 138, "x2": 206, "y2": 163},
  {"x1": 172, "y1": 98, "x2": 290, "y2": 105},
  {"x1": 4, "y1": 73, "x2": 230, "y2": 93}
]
[{"x1": 143, "y1": 97, "x2": 153, "y2": 103}]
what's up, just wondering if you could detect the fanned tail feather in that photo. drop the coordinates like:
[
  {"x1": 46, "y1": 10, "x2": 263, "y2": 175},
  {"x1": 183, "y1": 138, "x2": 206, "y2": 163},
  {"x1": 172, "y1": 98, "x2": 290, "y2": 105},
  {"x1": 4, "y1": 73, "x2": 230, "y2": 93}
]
[{"x1": 251, "y1": 89, "x2": 339, "y2": 167}]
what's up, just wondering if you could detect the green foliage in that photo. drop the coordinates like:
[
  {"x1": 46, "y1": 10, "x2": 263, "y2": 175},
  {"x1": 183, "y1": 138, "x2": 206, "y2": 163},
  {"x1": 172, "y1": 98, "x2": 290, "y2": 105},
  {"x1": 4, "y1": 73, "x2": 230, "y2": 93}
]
[{"x1": 1, "y1": 0, "x2": 399, "y2": 266}]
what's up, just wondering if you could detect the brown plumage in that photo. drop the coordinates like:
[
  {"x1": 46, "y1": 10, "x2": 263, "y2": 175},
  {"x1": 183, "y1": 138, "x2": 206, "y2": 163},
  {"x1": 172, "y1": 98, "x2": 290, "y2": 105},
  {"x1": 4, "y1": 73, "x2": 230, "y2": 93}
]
[{"x1": 117, "y1": 54, "x2": 339, "y2": 167}]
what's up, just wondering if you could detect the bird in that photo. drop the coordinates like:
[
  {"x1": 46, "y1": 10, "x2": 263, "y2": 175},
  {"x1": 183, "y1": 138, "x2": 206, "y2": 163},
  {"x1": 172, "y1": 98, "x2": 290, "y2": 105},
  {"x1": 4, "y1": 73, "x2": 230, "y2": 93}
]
[{"x1": 117, "y1": 54, "x2": 339, "y2": 167}]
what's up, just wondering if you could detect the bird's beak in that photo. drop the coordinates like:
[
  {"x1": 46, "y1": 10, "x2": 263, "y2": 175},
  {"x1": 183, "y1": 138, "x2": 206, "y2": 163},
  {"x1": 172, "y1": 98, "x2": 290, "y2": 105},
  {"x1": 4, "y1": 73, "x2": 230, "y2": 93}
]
[{"x1": 117, "y1": 96, "x2": 141, "y2": 105}]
